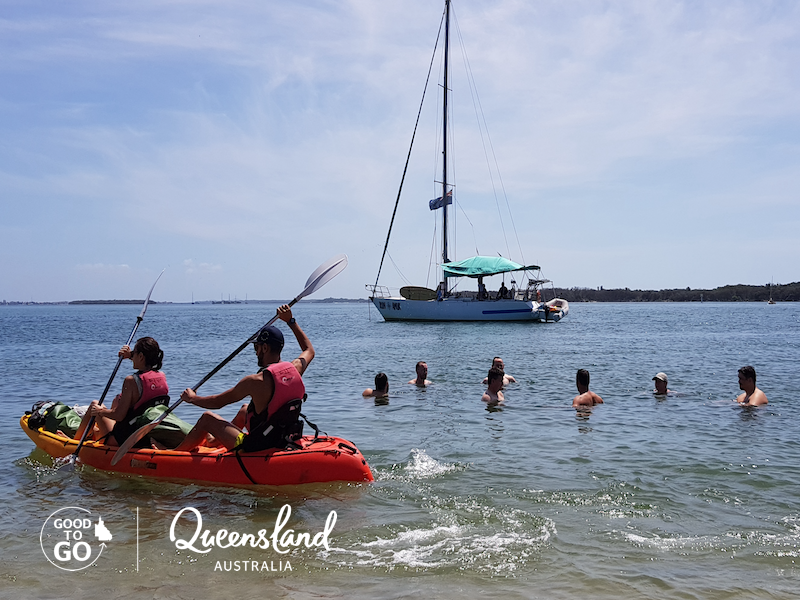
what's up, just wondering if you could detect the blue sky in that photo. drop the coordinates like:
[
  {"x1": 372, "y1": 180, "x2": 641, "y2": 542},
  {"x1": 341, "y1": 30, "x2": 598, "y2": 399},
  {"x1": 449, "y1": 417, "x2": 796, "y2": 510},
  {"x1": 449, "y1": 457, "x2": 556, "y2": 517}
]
[{"x1": 2, "y1": 0, "x2": 799, "y2": 302}]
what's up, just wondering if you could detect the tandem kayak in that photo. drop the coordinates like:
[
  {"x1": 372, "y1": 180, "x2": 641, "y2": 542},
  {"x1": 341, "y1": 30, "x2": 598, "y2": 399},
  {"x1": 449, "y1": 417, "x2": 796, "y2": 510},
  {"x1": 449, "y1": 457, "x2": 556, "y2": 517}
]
[{"x1": 20, "y1": 414, "x2": 374, "y2": 486}]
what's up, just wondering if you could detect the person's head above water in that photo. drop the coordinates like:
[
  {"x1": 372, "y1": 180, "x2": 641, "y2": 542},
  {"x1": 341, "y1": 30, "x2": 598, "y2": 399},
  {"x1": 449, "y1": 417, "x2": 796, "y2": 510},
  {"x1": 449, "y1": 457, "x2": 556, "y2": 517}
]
[
  {"x1": 653, "y1": 372, "x2": 668, "y2": 394},
  {"x1": 374, "y1": 372, "x2": 389, "y2": 392},
  {"x1": 738, "y1": 365, "x2": 756, "y2": 386},
  {"x1": 487, "y1": 366, "x2": 504, "y2": 390},
  {"x1": 576, "y1": 368, "x2": 590, "y2": 388}
]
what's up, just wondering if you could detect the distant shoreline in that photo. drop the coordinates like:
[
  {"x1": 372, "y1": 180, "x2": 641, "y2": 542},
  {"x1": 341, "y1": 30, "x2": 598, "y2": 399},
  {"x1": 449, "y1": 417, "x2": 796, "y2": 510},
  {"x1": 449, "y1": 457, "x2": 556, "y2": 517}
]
[{"x1": 2, "y1": 282, "x2": 797, "y2": 305}]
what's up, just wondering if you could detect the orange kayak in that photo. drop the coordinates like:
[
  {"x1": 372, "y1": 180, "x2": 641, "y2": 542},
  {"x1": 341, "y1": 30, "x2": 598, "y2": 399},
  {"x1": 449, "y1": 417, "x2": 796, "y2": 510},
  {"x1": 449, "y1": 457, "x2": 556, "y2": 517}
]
[{"x1": 20, "y1": 414, "x2": 374, "y2": 486}]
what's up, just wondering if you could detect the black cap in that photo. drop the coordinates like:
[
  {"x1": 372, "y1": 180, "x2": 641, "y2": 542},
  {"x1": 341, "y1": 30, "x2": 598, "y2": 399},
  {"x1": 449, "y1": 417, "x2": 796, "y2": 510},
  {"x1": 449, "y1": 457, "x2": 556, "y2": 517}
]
[{"x1": 253, "y1": 325, "x2": 284, "y2": 351}]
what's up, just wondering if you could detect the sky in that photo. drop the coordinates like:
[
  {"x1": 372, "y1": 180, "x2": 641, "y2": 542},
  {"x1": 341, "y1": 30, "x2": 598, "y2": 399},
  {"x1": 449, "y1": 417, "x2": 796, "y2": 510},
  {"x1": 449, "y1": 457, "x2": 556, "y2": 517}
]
[{"x1": 2, "y1": 0, "x2": 799, "y2": 302}]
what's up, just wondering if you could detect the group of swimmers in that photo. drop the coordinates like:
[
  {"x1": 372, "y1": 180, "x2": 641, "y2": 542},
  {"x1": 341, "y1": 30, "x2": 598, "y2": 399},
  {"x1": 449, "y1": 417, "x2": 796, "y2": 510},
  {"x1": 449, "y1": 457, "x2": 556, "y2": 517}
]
[
  {"x1": 363, "y1": 359, "x2": 770, "y2": 408},
  {"x1": 72, "y1": 307, "x2": 770, "y2": 453}
]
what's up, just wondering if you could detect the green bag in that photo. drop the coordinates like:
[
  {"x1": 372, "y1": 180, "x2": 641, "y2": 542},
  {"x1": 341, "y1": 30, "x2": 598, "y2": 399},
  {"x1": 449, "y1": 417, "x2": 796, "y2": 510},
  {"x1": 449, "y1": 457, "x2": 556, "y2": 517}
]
[
  {"x1": 131, "y1": 404, "x2": 192, "y2": 449},
  {"x1": 27, "y1": 401, "x2": 83, "y2": 437}
]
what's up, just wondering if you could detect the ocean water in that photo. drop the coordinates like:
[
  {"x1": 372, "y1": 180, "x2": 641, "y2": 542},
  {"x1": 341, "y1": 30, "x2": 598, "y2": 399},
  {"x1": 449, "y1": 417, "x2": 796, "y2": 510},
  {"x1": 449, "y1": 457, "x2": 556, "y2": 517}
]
[{"x1": 1, "y1": 301, "x2": 798, "y2": 599}]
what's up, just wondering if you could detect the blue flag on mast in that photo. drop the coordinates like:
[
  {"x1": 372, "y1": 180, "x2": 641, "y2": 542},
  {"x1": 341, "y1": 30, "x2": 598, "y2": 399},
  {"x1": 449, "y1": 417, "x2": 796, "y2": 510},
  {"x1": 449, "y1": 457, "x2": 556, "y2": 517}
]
[{"x1": 429, "y1": 190, "x2": 453, "y2": 211}]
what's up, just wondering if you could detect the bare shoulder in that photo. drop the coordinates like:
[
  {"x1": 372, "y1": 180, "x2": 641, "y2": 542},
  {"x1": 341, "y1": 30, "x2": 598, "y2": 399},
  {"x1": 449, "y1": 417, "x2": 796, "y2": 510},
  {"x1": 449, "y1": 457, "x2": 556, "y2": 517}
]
[
  {"x1": 752, "y1": 388, "x2": 769, "y2": 405},
  {"x1": 591, "y1": 392, "x2": 604, "y2": 404}
]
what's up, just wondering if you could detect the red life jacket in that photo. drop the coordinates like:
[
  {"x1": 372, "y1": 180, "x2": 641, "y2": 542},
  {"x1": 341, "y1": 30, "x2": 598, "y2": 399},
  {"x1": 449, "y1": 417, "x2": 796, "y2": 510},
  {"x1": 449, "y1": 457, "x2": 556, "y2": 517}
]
[
  {"x1": 110, "y1": 370, "x2": 170, "y2": 445},
  {"x1": 245, "y1": 361, "x2": 305, "y2": 434},
  {"x1": 132, "y1": 370, "x2": 169, "y2": 414}
]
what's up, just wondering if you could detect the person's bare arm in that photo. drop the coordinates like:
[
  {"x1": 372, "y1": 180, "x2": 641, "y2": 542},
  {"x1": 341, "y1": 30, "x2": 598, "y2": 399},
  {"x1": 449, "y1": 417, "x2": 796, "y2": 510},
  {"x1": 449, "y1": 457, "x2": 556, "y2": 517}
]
[
  {"x1": 91, "y1": 375, "x2": 136, "y2": 421},
  {"x1": 181, "y1": 375, "x2": 261, "y2": 410},
  {"x1": 277, "y1": 304, "x2": 314, "y2": 375}
]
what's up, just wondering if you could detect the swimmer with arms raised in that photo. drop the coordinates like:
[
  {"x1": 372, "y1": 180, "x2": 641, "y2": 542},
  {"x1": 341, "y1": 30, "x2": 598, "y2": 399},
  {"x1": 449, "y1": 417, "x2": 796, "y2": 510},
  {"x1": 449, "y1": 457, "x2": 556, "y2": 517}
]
[
  {"x1": 572, "y1": 369, "x2": 603, "y2": 407},
  {"x1": 736, "y1": 365, "x2": 768, "y2": 406}
]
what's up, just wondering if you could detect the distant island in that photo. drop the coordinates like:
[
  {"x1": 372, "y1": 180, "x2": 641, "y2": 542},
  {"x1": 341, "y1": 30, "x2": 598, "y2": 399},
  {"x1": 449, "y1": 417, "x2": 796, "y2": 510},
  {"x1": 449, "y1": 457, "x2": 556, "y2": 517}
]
[
  {"x1": 545, "y1": 282, "x2": 799, "y2": 302},
  {"x1": 2, "y1": 284, "x2": 797, "y2": 305}
]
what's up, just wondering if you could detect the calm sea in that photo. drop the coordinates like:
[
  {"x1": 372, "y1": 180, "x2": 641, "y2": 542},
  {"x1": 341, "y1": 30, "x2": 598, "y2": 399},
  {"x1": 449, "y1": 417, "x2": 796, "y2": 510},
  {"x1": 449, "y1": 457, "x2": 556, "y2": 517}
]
[{"x1": 1, "y1": 301, "x2": 798, "y2": 599}]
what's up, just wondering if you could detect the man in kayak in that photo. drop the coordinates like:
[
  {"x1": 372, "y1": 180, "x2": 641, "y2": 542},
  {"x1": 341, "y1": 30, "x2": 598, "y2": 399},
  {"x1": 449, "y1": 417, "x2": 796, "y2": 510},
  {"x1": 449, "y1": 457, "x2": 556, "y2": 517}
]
[
  {"x1": 482, "y1": 357, "x2": 516, "y2": 385},
  {"x1": 572, "y1": 369, "x2": 604, "y2": 407},
  {"x1": 736, "y1": 365, "x2": 768, "y2": 406},
  {"x1": 174, "y1": 304, "x2": 314, "y2": 452},
  {"x1": 408, "y1": 361, "x2": 432, "y2": 387}
]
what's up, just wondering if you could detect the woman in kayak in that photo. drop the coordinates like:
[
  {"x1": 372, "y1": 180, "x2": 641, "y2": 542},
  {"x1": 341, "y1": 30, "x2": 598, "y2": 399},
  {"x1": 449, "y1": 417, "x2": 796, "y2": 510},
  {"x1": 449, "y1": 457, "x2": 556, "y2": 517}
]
[{"x1": 73, "y1": 337, "x2": 169, "y2": 446}]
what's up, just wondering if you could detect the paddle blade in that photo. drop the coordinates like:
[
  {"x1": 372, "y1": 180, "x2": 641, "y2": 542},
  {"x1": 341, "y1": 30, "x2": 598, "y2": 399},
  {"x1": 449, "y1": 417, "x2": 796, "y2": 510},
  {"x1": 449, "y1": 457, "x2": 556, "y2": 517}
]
[
  {"x1": 298, "y1": 254, "x2": 348, "y2": 301},
  {"x1": 110, "y1": 419, "x2": 160, "y2": 465}
]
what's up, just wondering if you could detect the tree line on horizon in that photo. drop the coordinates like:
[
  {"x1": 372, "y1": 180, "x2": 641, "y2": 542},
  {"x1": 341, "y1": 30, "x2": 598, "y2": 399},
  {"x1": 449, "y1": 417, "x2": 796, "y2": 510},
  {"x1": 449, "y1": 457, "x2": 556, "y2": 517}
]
[{"x1": 544, "y1": 282, "x2": 800, "y2": 302}]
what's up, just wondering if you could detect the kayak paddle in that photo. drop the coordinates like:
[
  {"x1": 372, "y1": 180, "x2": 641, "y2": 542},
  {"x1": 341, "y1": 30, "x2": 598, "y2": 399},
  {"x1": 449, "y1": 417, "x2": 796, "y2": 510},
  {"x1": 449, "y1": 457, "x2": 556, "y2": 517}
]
[
  {"x1": 110, "y1": 254, "x2": 348, "y2": 465},
  {"x1": 65, "y1": 269, "x2": 165, "y2": 469}
]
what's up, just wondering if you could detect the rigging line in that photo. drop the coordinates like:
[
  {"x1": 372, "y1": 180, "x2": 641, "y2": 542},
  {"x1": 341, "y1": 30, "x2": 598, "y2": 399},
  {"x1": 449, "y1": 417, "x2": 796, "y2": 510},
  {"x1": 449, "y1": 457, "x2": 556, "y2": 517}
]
[
  {"x1": 453, "y1": 9, "x2": 517, "y2": 262},
  {"x1": 373, "y1": 5, "x2": 446, "y2": 291},
  {"x1": 426, "y1": 220, "x2": 437, "y2": 288},
  {"x1": 387, "y1": 252, "x2": 412, "y2": 286},
  {"x1": 456, "y1": 199, "x2": 479, "y2": 255}
]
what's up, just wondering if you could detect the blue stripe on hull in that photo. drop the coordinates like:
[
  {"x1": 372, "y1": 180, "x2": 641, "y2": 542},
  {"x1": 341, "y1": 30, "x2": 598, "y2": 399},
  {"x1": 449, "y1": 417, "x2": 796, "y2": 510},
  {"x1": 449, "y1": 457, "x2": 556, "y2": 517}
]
[{"x1": 481, "y1": 308, "x2": 534, "y2": 315}]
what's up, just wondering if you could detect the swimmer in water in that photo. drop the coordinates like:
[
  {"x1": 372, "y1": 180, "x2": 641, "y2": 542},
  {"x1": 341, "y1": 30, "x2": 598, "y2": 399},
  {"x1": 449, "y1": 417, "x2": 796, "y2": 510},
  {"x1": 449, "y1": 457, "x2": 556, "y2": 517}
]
[
  {"x1": 573, "y1": 369, "x2": 603, "y2": 407},
  {"x1": 363, "y1": 372, "x2": 389, "y2": 398},
  {"x1": 408, "y1": 361, "x2": 432, "y2": 387},
  {"x1": 481, "y1": 357, "x2": 516, "y2": 385},
  {"x1": 482, "y1": 367, "x2": 505, "y2": 405},
  {"x1": 736, "y1": 365, "x2": 768, "y2": 406},
  {"x1": 652, "y1": 372, "x2": 673, "y2": 395}
]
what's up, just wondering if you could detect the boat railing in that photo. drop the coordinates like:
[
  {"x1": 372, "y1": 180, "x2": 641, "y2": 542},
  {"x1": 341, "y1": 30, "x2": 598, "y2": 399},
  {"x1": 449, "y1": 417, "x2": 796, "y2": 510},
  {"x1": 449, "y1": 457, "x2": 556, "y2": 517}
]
[{"x1": 366, "y1": 284, "x2": 392, "y2": 299}]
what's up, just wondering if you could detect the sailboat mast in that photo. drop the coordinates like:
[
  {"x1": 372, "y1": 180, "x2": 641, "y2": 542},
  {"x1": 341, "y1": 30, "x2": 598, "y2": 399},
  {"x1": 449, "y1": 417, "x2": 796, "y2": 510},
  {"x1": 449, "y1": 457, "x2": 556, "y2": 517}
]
[{"x1": 441, "y1": 0, "x2": 451, "y2": 267}]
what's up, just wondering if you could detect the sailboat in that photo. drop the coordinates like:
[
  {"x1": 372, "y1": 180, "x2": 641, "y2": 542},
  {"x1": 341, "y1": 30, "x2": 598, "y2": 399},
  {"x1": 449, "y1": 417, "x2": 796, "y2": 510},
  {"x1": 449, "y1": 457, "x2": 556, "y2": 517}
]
[{"x1": 367, "y1": 0, "x2": 569, "y2": 322}]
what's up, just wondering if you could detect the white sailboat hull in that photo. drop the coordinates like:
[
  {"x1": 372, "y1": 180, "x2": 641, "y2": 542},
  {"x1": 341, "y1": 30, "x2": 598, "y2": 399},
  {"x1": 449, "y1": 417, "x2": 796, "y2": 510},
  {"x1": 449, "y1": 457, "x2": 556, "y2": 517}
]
[{"x1": 371, "y1": 296, "x2": 569, "y2": 322}]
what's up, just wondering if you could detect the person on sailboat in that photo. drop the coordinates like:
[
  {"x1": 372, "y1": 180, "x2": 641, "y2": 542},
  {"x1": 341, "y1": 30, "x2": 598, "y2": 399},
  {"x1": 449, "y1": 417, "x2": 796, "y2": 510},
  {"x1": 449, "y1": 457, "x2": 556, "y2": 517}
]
[
  {"x1": 409, "y1": 361, "x2": 432, "y2": 387},
  {"x1": 498, "y1": 282, "x2": 509, "y2": 299},
  {"x1": 482, "y1": 367, "x2": 505, "y2": 405},
  {"x1": 363, "y1": 373, "x2": 389, "y2": 398},
  {"x1": 173, "y1": 304, "x2": 314, "y2": 452},
  {"x1": 482, "y1": 357, "x2": 516, "y2": 385},
  {"x1": 477, "y1": 277, "x2": 488, "y2": 300},
  {"x1": 736, "y1": 366, "x2": 768, "y2": 406},
  {"x1": 573, "y1": 369, "x2": 604, "y2": 407}
]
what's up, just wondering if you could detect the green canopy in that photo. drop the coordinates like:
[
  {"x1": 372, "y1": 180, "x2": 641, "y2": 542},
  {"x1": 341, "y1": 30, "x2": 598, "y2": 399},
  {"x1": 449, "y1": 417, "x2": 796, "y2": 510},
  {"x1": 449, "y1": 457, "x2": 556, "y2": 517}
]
[{"x1": 441, "y1": 256, "x2": 540, "y2": 278}]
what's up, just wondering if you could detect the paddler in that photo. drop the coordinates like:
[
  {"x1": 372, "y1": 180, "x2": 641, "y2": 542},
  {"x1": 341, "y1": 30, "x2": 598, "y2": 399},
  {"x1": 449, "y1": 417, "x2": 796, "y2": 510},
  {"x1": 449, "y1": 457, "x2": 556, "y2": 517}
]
[
  {"x1": 73, "y1": 337, "x2": 169, "y2": 446},
  {"x1": 173, "y1": 304, "x2": 314, "y2": 452}
]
